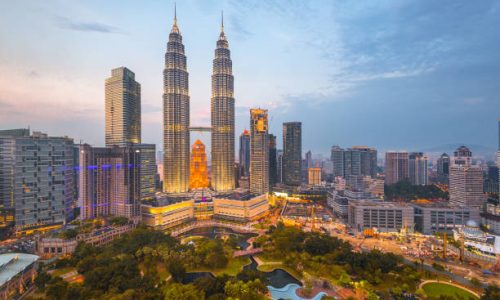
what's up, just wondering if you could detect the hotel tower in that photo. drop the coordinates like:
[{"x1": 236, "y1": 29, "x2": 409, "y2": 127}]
[
  {"x1": 163, "y1": 11, "x2": 190, "y2": 193},
  {"x1": 211, "y1": 14, "x2": 235, "y2": 192}
]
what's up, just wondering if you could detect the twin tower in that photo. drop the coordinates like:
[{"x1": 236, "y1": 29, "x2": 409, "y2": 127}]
[{"x1": 163, "y1": 11, "x2": 235, "y2": 193}]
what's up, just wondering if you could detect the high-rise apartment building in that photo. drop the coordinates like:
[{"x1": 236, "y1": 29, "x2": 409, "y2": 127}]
[
  {"x1": 134, "y1": 144, "x2": 156, "y2": 201},
  {"x1": 344, "y1": 146, "x2": 377, "y2": 178},
  {"x1": 409, "y1": 152, "x2": 428, "y2": 186},
  {"x1": 78, "y1": 144, "x2": 141, "y2": 220},
  {"x1": 239, "y1": 129, "x2": 250, "y2": 177},
  {"x1": 190, "y1": 140, "x2": 209, "y2": 189},
  {"x1": 305, "y1": 150, "x2": 312, "y2": 170},
  {"x1": 277, "y1": 150, "x2": 284, "y2": 184},
  {"x1": 283, "y1": 122, "x2": 302, "y2": 186},
  {"x1": 211, "y1": 18, "x2": 235, "y2": 192},
  {"x1": 0, "y1": 129, "x2": 75, "y2": 229},
  {"x1": 449, "y1": 146, "x2": 484, "y2": 208},
  {"x1": 268, "y1": 134, "x2": 278, "y2": 188},
  {"x1": 384, "y1": 151, "x2": 409, "y2": 185},
  {"x1": 163, "y1": 13, "x2": 190, "y2": 193},
  {"x1": 105, "y1": 67, "x2": 141, "y2": 147},
  {"x1": 250, "y1": 109, "x2": 269, "y2": 194},
  {"x1": 436, "y1": 153, "x2": 450, "y2": 184},
  {"x1": 330, "y1": 145, "x2": 344, "y2": 178}
]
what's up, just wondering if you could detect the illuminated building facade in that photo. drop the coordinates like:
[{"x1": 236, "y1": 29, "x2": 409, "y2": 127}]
[
  {"x1": 239, "y1": 129, "x2": 250, "y2": 177},
  {"x1": 250, "y1": 109, "x2": 269, "y2": 194},
  {"x1": 283, "y1": 122, "x2": 302, "y2": 186},
  {"x1": 384, "y1": 151, "x2": 409, "y2": 185},
  {"x1": 105, "y1": 67, "x2": 141, "y2": 147},
  {"x1": 211, "y1": 17, "x2": 235, "y2": 192},
  {"x1": 163, "y1": 12, "x2": 190, "y2": 193},
  {"x1": 190, "y1": 140, "x2": 209, "y2": 189},
  {"x1": 142, "y1": 199, "x2": 195, "y2": 229},
  {"x1": 308, "y1": 167, "x2": 322, "y2": 185},
  {"x1": 78, "y1": 144, "x2": 141, "y2": 220},
  {"x1": 0, "y1": 129, "x2": 75, "y2": 229}
]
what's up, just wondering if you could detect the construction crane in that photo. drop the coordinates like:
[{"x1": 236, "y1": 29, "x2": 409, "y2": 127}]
[{"x1": 310, "y1": 205, "x2": 317, "y2": 232}]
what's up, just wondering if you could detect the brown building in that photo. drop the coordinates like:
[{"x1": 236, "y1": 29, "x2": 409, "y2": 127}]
[{"x1": 384, "y1": 151, "x2": 409, "y2": 185}]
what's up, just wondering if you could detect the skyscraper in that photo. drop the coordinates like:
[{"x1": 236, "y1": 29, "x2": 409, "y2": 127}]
[
  {"x1": 133, "y1": 144, "x2": 156, "y2": 201},
  {"x1": 409, "y1": 152, "x2": 428, "y2": 186},
  {"x1": 105, "y1": 67, "x2": 141, "y2": 147},
  {"x1": 250, "y1": 109, "x2": 269, "y2": 194},
  {"x1": 330, "y1": 145, "x2": 344, "y2": 178},
  {"x1": 283, "y1": 122, "x2": 302, "y2": 186},
  {"x1": 436, "y1": 153, "x2": 450, "y2": 184},
  {"x1": 344, "y1": 146, "x2": 377, "y2": 178},
  {"x1": 239, "y1": 129, "x2": 250, "y2": 177},
  {"x1": 190, "y1": 140, "x2": 209, "y2": 189},
  {"x1": 305, "y1": 150, "x2": 313, "y2": 170},
  {"x1": 268, "y1": 134, "x2": 278, "y2": 188},
  {"x1": 277, "y1": 150, "x2": 284, "y2": 184},
  {"x1": 163, "y1": 11, "x2": 190, "y2": 193},
  {"x1": 449, "y1": 146, "x2": 484, "y2": 208},
  {"x1": 0, "y1": 129, "x2": 76, "y2": 229},
  {"x1": 384, "y1": 151, "x2": 409, "y2": 185},
  {"x1": 211, "y1": 15, "x2": 235, "y2": 192}
]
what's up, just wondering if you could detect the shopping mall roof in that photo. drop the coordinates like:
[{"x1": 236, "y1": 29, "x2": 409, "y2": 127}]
[{"x1": 0, "y1": 253, "x2": 39, "y2": 287}]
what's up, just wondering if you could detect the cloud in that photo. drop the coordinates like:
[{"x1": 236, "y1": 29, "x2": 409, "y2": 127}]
[{"x1": 53, "y1": 16, "x2": 120, "y2": 34}]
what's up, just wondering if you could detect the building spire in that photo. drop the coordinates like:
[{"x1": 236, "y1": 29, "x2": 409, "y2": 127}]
[
  {"x1": 175, "y1": 3, "x2": 178, "y2": 24},
  {"x1": 221, "y1": 10, "x2": 224, "y2": 32},
  {"x1": 171, "y1": 2, "x2": 179, "y2": 33}
]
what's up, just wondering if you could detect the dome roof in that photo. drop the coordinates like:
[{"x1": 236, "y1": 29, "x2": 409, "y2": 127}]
[{"x1": 466, "y1": 220, "x2": 479, "y2": 227}]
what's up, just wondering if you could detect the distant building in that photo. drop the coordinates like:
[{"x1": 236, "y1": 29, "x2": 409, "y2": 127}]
[
  {"x1": 283, "y1": 122, "x2": 302, "y2": 186},
  {"x1": 78, "y1": 144, "x2": 141, "y2": 220},
  {"x1": 436, "y1": 153, "x2": 450, "y2": 184},
  {"x1": 409, "y1": 152, "x2": 428, "y2": 185},
  {"x1": 277, "y1": 150, "x2": 284, "y2": 184},
  {"x1": 484, "y1": 165, "x2": 499, "y2": 194},
  {"x1": 328, "y1": 190, "x2": 379, "y2": 220},
  {"x1": 305, "y1": 150, "x2": 313, "y2": 171},
  {"x1": 482, "y1": 200, "x2": 500, "y2": 235},
  {"x1": 269, "y1": 134, "x2": 278, "y2": 188},
  {"x1": 239, "y1": 129, "x2": 251, "y2": 177},
  {"x1": 348, "y1": 200, "x2": 414, "y2": 233},
  {"x1": 190, "y1": 140, "x2": 209, "y2": 189},
  {"x1": 449, "y1": 146, "x2": 484, "y2": 209},
  {"x1": 384, "y1": 151, "x2": 409, "y2": 185},
  {"x1": 250, "y1": 109, "x2": 269, "y2": 194},
  {"x1": 308, "y1": 167, "x2": 322, "y2": 185},
  {"x1": 330, "y1": 145, "x2": 345, "y2": 178},
  {"x1": 0, "y1": 129, "x2": 76, "y2": 231},
  {"x1": 105, "y1": 67, "x2": 141, "y2": 147},
  {"x1": 344, "y1": 146, "x2": 377, "y2": 178}
]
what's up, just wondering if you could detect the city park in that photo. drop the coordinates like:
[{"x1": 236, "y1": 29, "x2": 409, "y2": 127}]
[{"x1": 25, "y1": 194, "x2": 498, "y2": 300}]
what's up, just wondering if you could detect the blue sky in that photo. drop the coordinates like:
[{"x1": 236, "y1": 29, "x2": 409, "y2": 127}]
[{"x1": 1, "y1": 0, "x2": 499, "y2": 157}]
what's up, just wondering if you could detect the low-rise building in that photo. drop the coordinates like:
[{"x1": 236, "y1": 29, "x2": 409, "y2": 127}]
[
  {"x1": 142, "y1": 199, "x2": 195, "y2": 230},
  {"x1": 482, "y1": 201, "x2": 500, "y2": 235},
  {"x1": 213, "y1": 192, "x2": 268, "y2": 222},
  {"x1": 411, "y1": 200, "x2": 479, "y2": 235},
  {"x1": 348, "y1": 200, "x2": 414, "y2": 233},
  {"x1": 36, "y1": 224, "x2": 135, "y2": 258},
  {"x1": 327, "y1": 190, "x2": 379, "y2": 220},
  {"x1": 0, "y1": 253, "x2": 39, "y2": 299}
]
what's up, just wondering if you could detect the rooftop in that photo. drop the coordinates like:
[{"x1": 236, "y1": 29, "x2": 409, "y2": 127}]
[{"x1": 0, "y1": 253, "x2": 39, "y2": 287}]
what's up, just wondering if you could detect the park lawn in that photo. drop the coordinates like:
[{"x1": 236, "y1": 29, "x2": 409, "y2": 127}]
[
  {"x1": 257, "y1": 263, "x2": 303, "y2": 280},
  {"x1": 50, "y1": 267, "x2": 76, "y2": 277},
  {"x1": 188, "y1": 256, "x2": 251, "y2": 277},
  {"x1": 422, "y1": 282, "x2": 478, "y2": 300}
]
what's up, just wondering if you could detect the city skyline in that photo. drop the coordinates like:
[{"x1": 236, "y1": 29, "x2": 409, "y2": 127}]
[{"x1": 1, "y1": 1, "x2": 500, "y2": 157}]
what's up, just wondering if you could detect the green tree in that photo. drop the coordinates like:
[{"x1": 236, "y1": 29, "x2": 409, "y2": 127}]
[
  {"x1": 167, "y1": 261, "x2": 186, "y2": 283},
  {"x1": 224, "y1": 279, "x2": 267, "y2": 300},
  {"x1": 163, "y1": 283, "x2": 204, "y2": 300},
  {"x1": 482, "y1": 284, "x2": 500, "y2": 300},
  {"x1": 45, "y1": 277, "x2": 68, "y2": 300}
]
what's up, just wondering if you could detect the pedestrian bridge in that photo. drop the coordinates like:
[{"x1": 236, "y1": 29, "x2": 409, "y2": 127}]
[{"x1": 169, "y1": 220, "x2": 258, "y2": 237}]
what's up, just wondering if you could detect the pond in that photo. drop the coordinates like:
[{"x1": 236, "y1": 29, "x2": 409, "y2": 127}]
[
  {"x1": 243, "y1": 256, "x2": 302, "y2": 289},
  {"x1": 268, "y1": 284, "x2": 327, "y2": 300}
]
